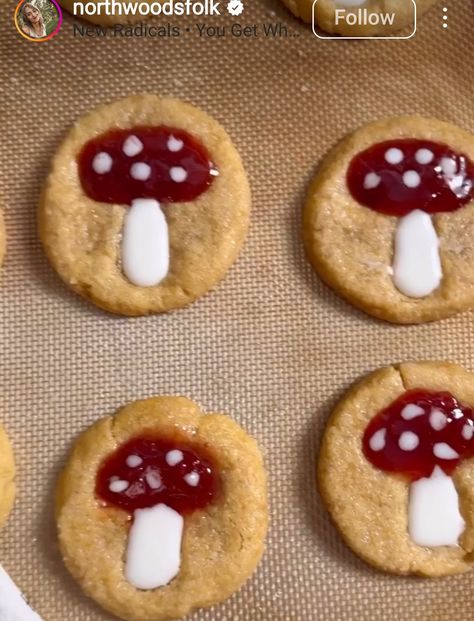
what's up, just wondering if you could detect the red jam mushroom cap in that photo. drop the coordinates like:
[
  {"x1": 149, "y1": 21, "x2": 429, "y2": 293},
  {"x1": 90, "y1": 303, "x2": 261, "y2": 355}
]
[
  {"x1": 96, "y1": 437, "x2": 218, "y2": 514},
  {"x1": 347, "y1": 139, "x2": 474, "y2": 217},
  {"x1": 78, "y1": 127, "x2": 217, "y2": 205},
  {"x1": 362, "y1": 390, "x2": 474, "y2": 481}
]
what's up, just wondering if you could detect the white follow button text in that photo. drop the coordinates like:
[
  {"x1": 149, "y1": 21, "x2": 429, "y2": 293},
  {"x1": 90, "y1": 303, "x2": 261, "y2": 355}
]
[{"x1": 312, "y1": 0, "x2": 417, "y2": 40}]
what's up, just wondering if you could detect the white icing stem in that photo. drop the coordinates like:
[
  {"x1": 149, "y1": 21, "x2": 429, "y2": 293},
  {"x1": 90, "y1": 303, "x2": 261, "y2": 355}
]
[
  {"x1": 392, "y1": 209, "x2": 442, "y2": 298},
  {"x1": 125, "y1": 503, "x2": 183, "y2": 590},
  {"x1": 408, "y1": 466, "x2": 465, "y2": 547},
  {"x1": 122, "y1": 198, "x2": 170, "y2": 287},
  {"x1": 0, "y1": 565, "x2": 43, "y2": 620}
]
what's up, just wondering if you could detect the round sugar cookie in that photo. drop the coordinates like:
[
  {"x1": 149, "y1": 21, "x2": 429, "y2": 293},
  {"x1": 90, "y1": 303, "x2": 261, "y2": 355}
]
[
  {"x1": 283, "y1": 0, "x2": 436, "y2": 34},
  {"x1": 40, "y1": 94, "x2": 251, "y2": 316},
  {"x1": 0, "y1": 423, "x2": 15, "y2": 529},
  {"x1": 318, "y1": 361, "x2": 474, "y2": 577},
  {"x1": 56, "y1": 396, "x2": 268, "y2": 621},
  {"x1": 303, "y1": 116, "x2": 474, "y2": 324}
]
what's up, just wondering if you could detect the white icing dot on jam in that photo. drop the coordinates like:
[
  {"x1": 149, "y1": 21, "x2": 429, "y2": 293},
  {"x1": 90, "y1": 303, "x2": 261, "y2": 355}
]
[
  {"x1": 441, "y1": 157, "x2": 457, "y2": 176},
  {"x1": 429, "y1": 408, "x2": 447, "y2": 431},
  {"x1": 92, "y1": 152, "x2": 113, "y2": 174},
  {"x1": 385, "y1": 147, "x2": 404, "y2": 165},
  {"x1": 363, "y1": 172, "x2": 381, "y2": 190},
  {"x1": 415, "y1": 148, "x2": 434, "y2": 165},
  {"x1": 170, "y1": 166, "x2": 188, "y2": 183},
  {"x1": 145, "y1": 469, "x2": 162, "y2": 490},
  {"x1": 462, "y1": 424, "x2": 474, "y2": 441},
  {"x1": 399, "y1": 431, "x2": 420, "y2": 451},
  {"x1": 167, "y1": 136, "x2": 184, "y2": 152},
  {"x1": 433, "y1": 443, "x2": 459, "y2": 460},
  {"x1": 109, "y1": 479, "x2": 129, "y2": 493},
  {"x1": 130, "y1": 162, "x2": 151, "y2": 181},
  {"x1": 123, "y1": 135, "x2": 144, "y2": 157},
  {"x1": 166, "y1": 450, "x2": 184, "y2": 466},
  {"x1": 369, "y1": 428, "x2": 386, "y2": 451},
  {"x1": 126, "y1": 455, "x2": 143, "y2": 468},
  {"x1": 184, "y1": 471, "x2": 200, "y2": 487},
  {"x1": 401, "y1": 404, "x2": 424, "y2": 420},
  {"x1": 403, "y1": 170, "x2": 421, "y2": 188}
]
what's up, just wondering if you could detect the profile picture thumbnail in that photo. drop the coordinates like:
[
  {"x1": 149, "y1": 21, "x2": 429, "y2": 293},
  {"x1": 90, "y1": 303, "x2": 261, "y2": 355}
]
[{"x1": 15, "y1": 0, "x2": 62, "y2": 41}]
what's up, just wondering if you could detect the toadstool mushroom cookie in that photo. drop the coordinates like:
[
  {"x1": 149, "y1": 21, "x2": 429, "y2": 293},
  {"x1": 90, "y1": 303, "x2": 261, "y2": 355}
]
[
  {"x1": 56, "y1": 396, "x2": 268, "y2": 621},
  {"x1": 40, "y1": 95, "x2": 250, "y2": 316},
  {"x1": 318, "y1": 361, "x2": 474, "y2": 577},
  {"x1": 0, "y1": 422, "x2": 15, "y2": 529},
  {"x1": 284, "y1": 0, "x2": 435, "y2": 34},
  {"x1": 303, "y1": 117, "x2": 474, "y2": 324}
]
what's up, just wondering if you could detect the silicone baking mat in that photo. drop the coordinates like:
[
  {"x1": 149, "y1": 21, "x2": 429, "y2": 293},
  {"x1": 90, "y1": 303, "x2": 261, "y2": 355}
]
[{"x1": 1, "y1": 1, "x2": 473, "y2": 619}]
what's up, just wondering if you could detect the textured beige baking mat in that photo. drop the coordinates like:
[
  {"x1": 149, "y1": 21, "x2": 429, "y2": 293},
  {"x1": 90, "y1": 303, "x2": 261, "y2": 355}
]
[{"x1": 1, "y1": 0, "x2": 473, "y2": 619}]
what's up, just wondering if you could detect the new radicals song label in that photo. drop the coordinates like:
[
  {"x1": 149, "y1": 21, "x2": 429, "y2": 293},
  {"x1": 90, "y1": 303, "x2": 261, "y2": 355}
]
[{"x1": 195, "y1": 22, "x2": 291, "y2": 37}]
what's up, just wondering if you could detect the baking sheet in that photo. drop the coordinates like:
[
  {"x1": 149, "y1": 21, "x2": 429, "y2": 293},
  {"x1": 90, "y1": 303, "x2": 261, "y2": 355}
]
[{"x1": 1, "y1": 1, "x2": 474, "y2": 619}]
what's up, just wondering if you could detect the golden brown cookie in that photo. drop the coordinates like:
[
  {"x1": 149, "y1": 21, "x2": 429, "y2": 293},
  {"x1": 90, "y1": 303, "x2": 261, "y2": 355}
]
[
  {"x1": 56, "y1": 396, "x2": 268, "y2": 621},
  {"x1": 318, "y1": 361, "x2": 474, "y2": 577},
  {"x1": 59, "y1": 0, "x2": 163, "y2": 26},
  {"x1": 283, "y1": 0, "x2": 435, "y2": 34},
  {"x1": 303, "y1": 116, "x2": 474, "y2": 324},
  {"x1": 40, "y1": 95, "x2": 250, "y2": 316},
  {"x1": 0, "y1": 423, "x2": 15, "y2": 529}
]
